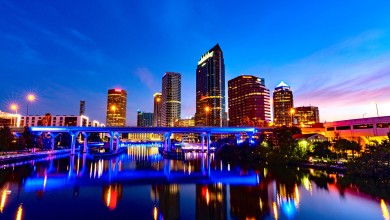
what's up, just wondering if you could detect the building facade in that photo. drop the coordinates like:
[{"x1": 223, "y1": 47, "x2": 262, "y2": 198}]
[
  {"x1": 80, "y1": 100, "x2": 85, "y2": 115},
  {"x1": 20, "y1": 114, "x2": 102, "y2": 127},
  {"x1": 195, "y1": 44, "x2": 226, "y2": 127},
  {"x1": 137, "y1": 110, "x2": 154, "y2": 127},
  {"x1": 162, "y1": 72, "x2": 181, "y2": 127},
  {"x1": 153, "y1": 92, "x2": 162, "y2": 127},
  {"x1": 106, "y1": 89, "x2": 127, "y2": 127},
  {"x1": 0, "y1": 111, "x2": 21, "y2": 127},
  {"x1": 273, "y1": 81, "x2": 294, "y2": 126},
  {"x1": 293, "y1": 106, "x2": 320, "y2": 126},
  {"x1": 228, "y1": 75, "x2": 271, "y2": 126}
]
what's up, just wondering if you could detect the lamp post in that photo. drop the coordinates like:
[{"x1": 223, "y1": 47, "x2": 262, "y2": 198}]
[
  {"x1": 290, "y1": 108, "x2": 295, "y2": 126},
  {"x1": 111, "y1": 105, "x2": 117, "y2": 127},
  {"x1": 363, "y1": 113, "x2": 367, "y2": 119},
  {"x1": 205, "y1": 106, "x2": 210, "y2": 126},
  {"x1": 10, "y1": 104, "x2": 18, "y2": 127},
  {"x1": 26, "y1": 94, "x2": 35, "y2": 116}
]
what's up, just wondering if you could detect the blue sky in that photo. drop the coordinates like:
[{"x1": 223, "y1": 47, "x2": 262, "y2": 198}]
[{"x1": 1, "y1": 0, "x2": 390, "y2": 125}]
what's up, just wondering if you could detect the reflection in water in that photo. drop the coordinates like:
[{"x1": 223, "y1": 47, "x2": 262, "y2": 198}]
[
  {"x1": 103, "y1": 184, "x2": 123, "y2": 211},
  {"x1": 196, "y1": 184, "x2": 226, "y2": 220},
  {"x1": 382, "y1": 199, "x2": 389, "y2": 220},
  {"x1": 0, "y1": 145, "x2": 389, "y2": 219},
  {"x1": 15, "y1": 203, "x2": 22, "y2": 220}
]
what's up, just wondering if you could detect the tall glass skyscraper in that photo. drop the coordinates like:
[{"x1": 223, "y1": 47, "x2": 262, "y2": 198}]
[
  {"x1": 273, "y1": 81, "x2": 294, "y2": 126},
  {"x1": 162, "y1": 72, "x2": 181, "y2": 127},
  {"x1": 106, "y1": 89, "x2": 127, "y2": 126},
  {"x1": 228, "y1": 75, "x2": 271, "y2": 126},
  {"x1": 153, "y1": 92, "x2": 162, "y2": 127},
  {"x1": 195, "y1": 44, "x2": 226, "y2": 127}
]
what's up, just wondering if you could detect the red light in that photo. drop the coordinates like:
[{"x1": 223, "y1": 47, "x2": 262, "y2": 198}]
[{"x1": 115, "y1": 89, "x2": 122, "y2": 92}]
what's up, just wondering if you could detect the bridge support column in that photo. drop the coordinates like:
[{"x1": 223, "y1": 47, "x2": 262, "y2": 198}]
[
  {"x1": 201, "y1": 133, "x2": 205, "y2": 153},
  {"x1": 235, "y1": 134, "x2": 241, "y2": 144},
  {"x1": 116, "y1": 133, "x2": 121, "y2": 150},
  {"x1": 49, "y1": 133, "x2": 60, "y2": 151},
  {"x1": 70, "y1": 131, "x2": 80, "y2": 155},
  {"x1": 82, "y1": 132, "x2": 90, "y2": 153},
  {"x1": 164, "y1": 132, "x2": 172, "y2": 152},
  {"x1": 207, "y1": 132, "x2": 211, "y2": 155},
  {"x1": 247, "y1": 132, "x2": 254, "y2": 146},
  {"x1": 109, "y1": 131, "x2": 115, "y2": 152}
]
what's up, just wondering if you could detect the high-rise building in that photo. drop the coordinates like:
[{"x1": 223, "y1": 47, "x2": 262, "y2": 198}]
[
  {"x1": 162, "y1": 72, "x2": 181, "y2": 127},
  {"x1": 153, "y1": 92, "x2": 162, "y2": 127},
  {"x1": 106, "y1": 89, "x2": 127, "y2": 127},
  {"x1": 195, "y1": 44, "x2": 226, "y2": 127},
  {"x1": 273, "y1": 81, "x2": 294, "y2": 126},
  {"x1": 79, "y1": 100, "x2": 85, "y2": 116},
  {"x1": 228, "y1": 75, "x2": 271, "y2": 126},
  {"x1": 137, "y1": 110, "x2": 154, "y2": 127},
  {"x1": 294, "y1": 106, "x2": 320, "y2": 125}
]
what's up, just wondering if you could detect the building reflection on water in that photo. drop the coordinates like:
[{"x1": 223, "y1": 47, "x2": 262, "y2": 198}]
[{"x1": 0, "y1": 145, "x2": 389, "y2": 220}]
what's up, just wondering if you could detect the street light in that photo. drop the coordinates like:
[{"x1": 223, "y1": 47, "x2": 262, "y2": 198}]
[
  {"x1": 111, "y1": 105, "x2": 117, "y2": 126},
  {"x1": 290, "y1": 108, "x2": 295, "y2": 126},
  {"x1": 205, "y1": 106, "x2": 210, "y2": 126},
  {"x1": 26, "y1": 94, "x2": 35, "y2": 116}
]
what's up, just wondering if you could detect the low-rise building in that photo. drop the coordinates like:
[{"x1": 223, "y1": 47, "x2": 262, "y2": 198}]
[{"x1": 0, "y1": 111, "x2": 21, "y2": 127}]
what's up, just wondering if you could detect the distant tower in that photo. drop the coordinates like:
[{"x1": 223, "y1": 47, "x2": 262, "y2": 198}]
[
  {"x1": 79, "y1": 100, "x2": 85, "y2": 116},
  {"x1": 195, "y1": 44, "x2": 226, "y2": 127},
  {"x1": 106, "y1": 89, "x2": 127, "y2": 127},
  {"x1": 273, "y1": 81, "x2": 294, "y2": 126},
  {"x1": 137, "y1": 110, "x2": 154, "y2": 127},
  {"x1": 162, "y1": 72, "x2": 181, "y2": 127},
  {"x1": 228, "y1": 75, "x2": 271, "y2": 126},
  {"x1": 153, "y1": 92, "x2": 162, "y2": 127}
]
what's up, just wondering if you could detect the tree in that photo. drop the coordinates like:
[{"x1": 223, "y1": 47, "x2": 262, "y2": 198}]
[
  {"x1": 88, "y1": 133, "x2": 103, "y2": 142},
  {"x1": 266, "y1": 126, "x2": 302, "y2": 158},
  {"x1": 20, "y1": 126, "x2": 36, "y2": 150},
  {"x1": 312, "y1": 141, "x2": 332, "y2": 158},
  {"x1": 0, "y1": 125, "x2": 15, "y2": 153}
]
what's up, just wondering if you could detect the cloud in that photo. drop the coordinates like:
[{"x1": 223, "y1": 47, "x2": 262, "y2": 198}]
[{"x1": 134, "y1": 67, "x2": 157, "y2": 91}]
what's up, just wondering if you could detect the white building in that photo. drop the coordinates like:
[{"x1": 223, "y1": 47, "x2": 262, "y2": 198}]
[
  {"x1": 0, "y1": 111, "x2": 21, "y2": 127},
  {"x1": 20, "y1": 114, "x2": 103, "y2": 127}
]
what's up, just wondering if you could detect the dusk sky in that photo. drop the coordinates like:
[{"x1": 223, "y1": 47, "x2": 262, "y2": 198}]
[{"x1": 1, "y1": 0, "x2": 390, "y2": 125}]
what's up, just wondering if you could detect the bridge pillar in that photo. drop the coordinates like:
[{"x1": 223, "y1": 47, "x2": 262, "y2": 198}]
[
  {"x1": 164, "y1": 132, "x2": 172, "y2": 152},
  {"x1": 49, "y1": 132, "x2": 60, "y2": 151},
  {"x1": 70, "y1": 131, "x2": 80, "y2": 155},
  {"x1": 207, "y1": 132, "x2": 211, "y2": 155},
  {"x1": 235, "y1": 134, "x2": 241, "y2": 144},
  {"x1": 201, "y1": 133, "x2": 205, "y2": 153},
  {"x1": 247, "y1": 132, "x2": 254, "y2": 146},
  {"x1": 115, "y1": 133, "x2": 121, "y2": 150},
  {"x1": 109, "y1": 131, "x2": 115, "y2": 152},
  {"x1": 82, "y1": 132, "x2": 90, "y2": 153}
]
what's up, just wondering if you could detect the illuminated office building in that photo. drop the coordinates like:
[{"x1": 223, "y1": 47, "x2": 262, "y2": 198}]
[
  {"x1": 228, "y1": 75, "x2": 271, "y2": 126},
  {"x1": 106, "y1": 89, "x2": 127, "y2": 127},
  {"x1": 294, "y1": 106, "x2": 320, "y2": 125},
  {"x1": 273, "y1": 81, "x2": 294, "y2": 126},
  {"x1": 195, "y1": 44, "x2": 226, "y2": 127},
  {"x1": 153, "y1": 92, "x2": 162, "y2": 127},
  {"x1": 137, "y1": 110, "x2": 154, "y2": 127},
  {"x1": 162, "y1": 72, "x2": 181, "y2": 127}
]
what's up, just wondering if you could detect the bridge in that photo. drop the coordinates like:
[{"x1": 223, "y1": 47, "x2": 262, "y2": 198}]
[{"x1": 11, "y1": 126, "x2": 272, "y2": 155}]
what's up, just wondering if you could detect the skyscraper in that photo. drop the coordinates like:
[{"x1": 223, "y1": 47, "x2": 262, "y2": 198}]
[
  {"x1": 273, "y1": 81, "x2": 294, "y2": 126},
  {"x1": 79, "y1": 100, "x2": 85, "y2": 116},
  {"x1": 162, "y1": 72, "x2": 181, "y2": 127},
  {"x1": 153, "y1": 92, "x2": 162, "y2": 127},
  {"x1": 106, "y1": 89, "x2": 127, "y2": 127},
  {"x1": 228, "y1": 75, "x2": 271, "y2": 126},
  {"x1": 195, "y1": 44, "x2": 226, "y2": 127},
  {"x1": 137, "y1": 110, "x2": 154, "y2": 127}
]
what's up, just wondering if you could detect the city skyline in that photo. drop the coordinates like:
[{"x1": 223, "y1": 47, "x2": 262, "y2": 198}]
[{"x1": 1, "y1": 1, "x2": 390, "y2": 125}]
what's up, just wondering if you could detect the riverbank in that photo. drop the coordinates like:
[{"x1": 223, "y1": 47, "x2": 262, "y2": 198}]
[{"x1": 0, "y1": 149, "x2": 72, "y2": 165}]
